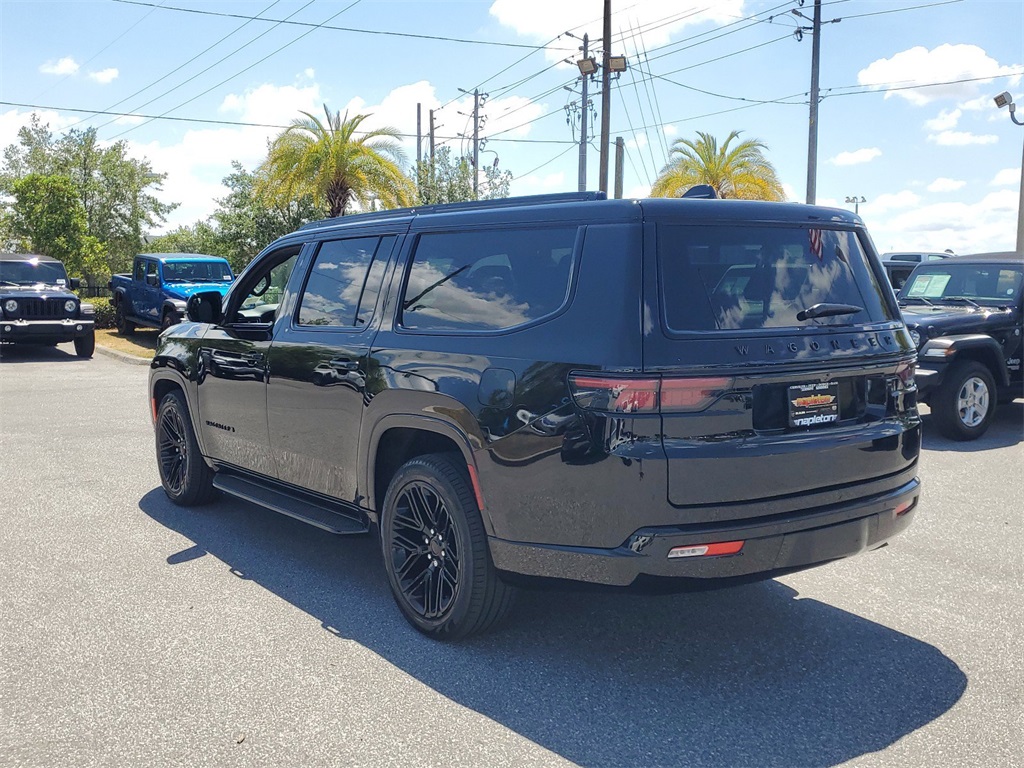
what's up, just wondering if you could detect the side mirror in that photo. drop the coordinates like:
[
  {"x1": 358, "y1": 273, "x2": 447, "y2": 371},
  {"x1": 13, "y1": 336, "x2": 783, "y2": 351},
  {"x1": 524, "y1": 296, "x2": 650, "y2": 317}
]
[
  {"x1": 186, "y1": 291, "x2": 223, "y2": 324},
  {"x1": 69, "y1": 277, "x2": 81, "y2": 290}
]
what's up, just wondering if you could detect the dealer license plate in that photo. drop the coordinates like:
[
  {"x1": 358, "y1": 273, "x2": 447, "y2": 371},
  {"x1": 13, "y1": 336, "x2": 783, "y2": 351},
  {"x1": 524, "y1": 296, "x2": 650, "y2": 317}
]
[{"x1": 787, "y1": 381, "x2": 840, "y2": 428}]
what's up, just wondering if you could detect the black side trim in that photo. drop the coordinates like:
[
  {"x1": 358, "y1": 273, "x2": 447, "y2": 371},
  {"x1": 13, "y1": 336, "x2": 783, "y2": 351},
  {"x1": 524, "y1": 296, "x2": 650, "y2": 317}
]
[{"x1": 213, "y1": 469, "x2": 369, "y2": 535}]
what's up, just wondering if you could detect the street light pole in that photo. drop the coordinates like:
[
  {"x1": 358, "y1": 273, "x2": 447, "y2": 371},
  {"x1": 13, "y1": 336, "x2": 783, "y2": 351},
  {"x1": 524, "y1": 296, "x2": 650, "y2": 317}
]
[
  {"x1": 994, "y1": 91, "x2": 1024, "y2": 253},
  {"x1": 845, "y1": 195, "x2": 866, "y2": 214}
]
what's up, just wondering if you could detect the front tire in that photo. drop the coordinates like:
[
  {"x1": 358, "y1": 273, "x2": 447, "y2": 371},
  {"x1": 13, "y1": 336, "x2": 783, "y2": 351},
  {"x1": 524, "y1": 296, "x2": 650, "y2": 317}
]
[
  {"x1": 160, "y1": 311, "x2": 178, "y2": 332},
  {"x1": 74, "y1": 330, "x2": 95, "y2": 358},
  {"x1": 380, "y1": 453, "x2": 515, "y2": 639},
  {"x1": 932, "y1": 360, "x2": 996, "y2": 441},
  {"x1": 156, "y1": 391, "x2": 216, "y2": 506}
]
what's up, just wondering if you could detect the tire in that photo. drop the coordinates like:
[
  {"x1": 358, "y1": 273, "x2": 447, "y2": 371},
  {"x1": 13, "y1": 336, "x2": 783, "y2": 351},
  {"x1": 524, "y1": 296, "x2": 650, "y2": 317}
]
[
  {"x1": 380, "y1": 453, "x2": 516, "y2": 639},
  {"x1": 156, "y1": 391, "x2": 216, "y2": 506},
  {"x1": 932, "y1": 360, "x2": 996, "y2": 441},
  {"x1": 115, "y1": 300, "x2": 136, "y2": 335},
  {"x1": 160, "y1": 311, "x2": 179, "y2": 332},
  {"x1": 74, "y1": 330, "x2": 95, "y2": 358}
]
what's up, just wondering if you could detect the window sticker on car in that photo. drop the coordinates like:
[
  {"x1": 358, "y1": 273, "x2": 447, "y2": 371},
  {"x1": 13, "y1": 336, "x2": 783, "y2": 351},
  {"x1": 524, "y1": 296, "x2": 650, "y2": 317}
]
[{"x1": 907, "y1": 273, "x2": 951, "y2": 298}]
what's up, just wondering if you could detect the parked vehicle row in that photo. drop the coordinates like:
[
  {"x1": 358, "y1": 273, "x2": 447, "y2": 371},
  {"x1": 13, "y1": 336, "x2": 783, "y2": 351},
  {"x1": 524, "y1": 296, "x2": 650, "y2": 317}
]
[
  {"x1": 150, "y1": 191, "x2": 922, "y2": 638},
  {"x1": 110, "y1": 253, "x2": 235, "y2": 334},
  {"x1": 0, "y1": 253, "x2": 95, "y2": 358},
  {"x1": 896, "y1": 252, "x2": 1024, "y2": 440}
]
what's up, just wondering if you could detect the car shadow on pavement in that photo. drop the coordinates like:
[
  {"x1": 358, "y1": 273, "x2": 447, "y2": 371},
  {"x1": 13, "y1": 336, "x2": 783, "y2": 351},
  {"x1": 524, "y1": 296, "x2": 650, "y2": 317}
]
[
  {"x1": 139, "y1": 488, "x2": 966, "y2": 768},
  {"x1": 920, "y1": 401, "x2": 1023, "y2": 452},
  {"x1": 0, "y1": 344, "x2": 87, "y2": 363}
]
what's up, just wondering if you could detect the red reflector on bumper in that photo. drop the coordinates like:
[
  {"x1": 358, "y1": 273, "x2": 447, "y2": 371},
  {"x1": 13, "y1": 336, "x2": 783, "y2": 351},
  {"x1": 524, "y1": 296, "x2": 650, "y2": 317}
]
[
  {"x1": 668, "y1": 540, "x2": 745, "y2": 559},
  {"x1": 894, "y1": 499, "x2": 916, "y2": 517}
]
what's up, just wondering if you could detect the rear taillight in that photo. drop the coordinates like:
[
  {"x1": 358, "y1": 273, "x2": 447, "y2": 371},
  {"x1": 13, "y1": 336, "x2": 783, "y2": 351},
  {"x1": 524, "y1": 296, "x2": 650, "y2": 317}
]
[{"x1": 568, "y1": 374, "x2": 732, "y2": 414}]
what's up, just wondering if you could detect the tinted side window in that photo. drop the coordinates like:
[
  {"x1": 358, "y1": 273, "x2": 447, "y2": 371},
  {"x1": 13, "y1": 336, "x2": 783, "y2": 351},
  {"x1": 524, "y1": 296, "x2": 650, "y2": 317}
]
[
  {"x1": 400, "y1": 227, "x2": 577, "y2": 332},
  {"x1": 658, "y1": 224, "x2": 894, "y2": 331},
  {"x1": 134, "y1": 260, "x2": 146, "y2": 281},
  {"x1": 298, "y1": 237, "x2": 385, "y2": 327}
]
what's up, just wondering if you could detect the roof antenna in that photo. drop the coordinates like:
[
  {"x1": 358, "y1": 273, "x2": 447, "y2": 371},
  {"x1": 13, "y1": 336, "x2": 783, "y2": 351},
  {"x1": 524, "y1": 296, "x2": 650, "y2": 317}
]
[{"x1": 680, "y1": 184, "x2": 719, "y2": 199}]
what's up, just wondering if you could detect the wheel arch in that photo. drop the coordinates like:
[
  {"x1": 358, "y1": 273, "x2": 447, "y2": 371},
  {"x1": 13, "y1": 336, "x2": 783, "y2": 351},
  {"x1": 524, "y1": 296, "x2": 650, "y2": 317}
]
[
  {"x1": 930, "y1": 335, "x2": 1009, "y2": 387},
  {"x1": 150, "y1": 369, "x2": 213, "y2": 462},
  {"x1": 365, "y1": 413, "x2": 487, "y2": 531}
]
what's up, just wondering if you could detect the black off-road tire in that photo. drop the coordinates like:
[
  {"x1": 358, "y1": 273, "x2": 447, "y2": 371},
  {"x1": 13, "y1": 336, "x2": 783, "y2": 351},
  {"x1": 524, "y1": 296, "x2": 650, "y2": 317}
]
[
  {"x1": 114, "y1": 300, "x2": 136, "y2": 335},
  {"x1": 932, "y1": 360, "x2": 996, "y2": 441},
  {"x1": 156, "y1": 391, "x2": 216, "y2": 506},
  {"x1": 160, "y1": 311, "x2": 179, "y2": 332},
  {"x1": 380, "y1": 453, "x2": 516, "y2": 639},
  {"x1": 74, "y1": 330, "x2": 95, "y2": 358}
]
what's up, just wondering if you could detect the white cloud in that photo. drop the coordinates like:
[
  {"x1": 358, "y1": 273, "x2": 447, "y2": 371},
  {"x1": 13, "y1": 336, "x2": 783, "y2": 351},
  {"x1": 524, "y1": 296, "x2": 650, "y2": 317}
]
[
  {"x1": 303, "y1": 68, "x2": 315, "y2": 79},
  {"x1": 924, "y1": 108, "x2": 961, "y2": 131},
  {"x1": 927, "y1": 177, "x2": 966, "y2": 193},
  {"x1": 489, "y1": 0, "x2": 744, "y2": 62},
  {"x1": 872, "y1": 191, "x2": 921, "y2": 213},
  {"x1": 88, "y1": 68, "x2": 119, "y2": 84},
  {"x1": 857, "y1": 44, "x2": 1021, "y2": 106},
  {"x1": 0, "y1": 108, "x2": 77, "y2": 150},
  {"x1": 928, "y1": 131, "x2": 998, "y2": 146},
  {"x1": 40, "y1": 57, "x2": 79, "y2": 76},
  {"x1": 626, "y1": 134, "x2": 648, "y2": 150},
  {"x1": 515, "y1": 171, "x2": 565, "y2": 192},
  {"x1": 830, "y1": 147, "x2": 882, "y2": 166},
  {"x1": 869, "y1": 190, "x2": 1017, "y2": 253},
  {"x1": 991, "y1": 168, "x2": 1019, "y2": 186},
  {"x1": 625, "y1": 184, "x2": 650, "y2": 199},
  {"x1": 663, "y1": 125, "x2": 678, "y2": 137},
  {"x1": 220, "y1": 80, "x2": 323, "y2": 125}
]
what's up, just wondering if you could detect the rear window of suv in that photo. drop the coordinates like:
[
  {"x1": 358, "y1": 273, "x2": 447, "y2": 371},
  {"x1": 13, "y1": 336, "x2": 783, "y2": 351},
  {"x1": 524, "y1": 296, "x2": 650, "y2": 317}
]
[{"x1": 658, "y1": 224, "x2": 894, "y2": 331}]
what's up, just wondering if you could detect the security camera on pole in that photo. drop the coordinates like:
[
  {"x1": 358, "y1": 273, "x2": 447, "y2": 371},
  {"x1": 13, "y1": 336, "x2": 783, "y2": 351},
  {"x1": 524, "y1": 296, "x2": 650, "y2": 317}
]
[{"x1": 993, "y1": 91, "x2": 1024, "y2": 253}]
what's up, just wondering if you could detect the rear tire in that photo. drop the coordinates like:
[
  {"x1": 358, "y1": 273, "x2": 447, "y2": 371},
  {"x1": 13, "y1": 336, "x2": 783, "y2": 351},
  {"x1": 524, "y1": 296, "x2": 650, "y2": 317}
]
[
  {"x1": 380, "y1": 453, "x2": 515, "y2": 639},
  {"x1": 156, "y1": 391, "x2": 216, "y2": 506},
  {"x1": 74, "y1": 331, "x2": 95, "y2": 358},
  {"x1": 115, "y1": 301, "x2": 135, "y2": 335},
  {"x1": 932, "y1": 360, "x2": 996, "y2": 441}
]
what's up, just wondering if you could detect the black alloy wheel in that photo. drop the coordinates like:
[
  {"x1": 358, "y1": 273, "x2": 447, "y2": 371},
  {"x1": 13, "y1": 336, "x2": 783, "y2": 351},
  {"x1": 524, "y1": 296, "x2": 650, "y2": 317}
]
[
  {"x1": 381, "y1": 453, "x2": 515, "y2": 639},
  {"x1": 156, "y1": 391, "x2": 216, "y2": 506},
  {"x1": 114, "y1": 301, "x2": 135, "y2": 335}
]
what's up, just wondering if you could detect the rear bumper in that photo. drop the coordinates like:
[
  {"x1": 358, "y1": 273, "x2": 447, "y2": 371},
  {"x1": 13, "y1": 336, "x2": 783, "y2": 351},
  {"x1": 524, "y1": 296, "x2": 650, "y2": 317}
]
[
  {"x1": 490, "y1": 477, "x2": 920, "y2": 587},
  {"x1": 0, "y1": 318, "x2": 95, "y2": 343}
]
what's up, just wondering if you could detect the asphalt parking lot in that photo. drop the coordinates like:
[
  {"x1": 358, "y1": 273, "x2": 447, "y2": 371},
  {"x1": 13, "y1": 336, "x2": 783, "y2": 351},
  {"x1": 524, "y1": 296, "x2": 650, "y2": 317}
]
[{"x1": 0, "y1": 344, "x2": 1021, "y2": 768}]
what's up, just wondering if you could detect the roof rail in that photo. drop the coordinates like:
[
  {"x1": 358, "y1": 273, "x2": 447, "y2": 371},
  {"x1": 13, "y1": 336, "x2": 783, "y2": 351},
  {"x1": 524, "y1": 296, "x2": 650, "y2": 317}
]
[{"x1": 298, "y1": 191, "x2": 608, "y2": 231}]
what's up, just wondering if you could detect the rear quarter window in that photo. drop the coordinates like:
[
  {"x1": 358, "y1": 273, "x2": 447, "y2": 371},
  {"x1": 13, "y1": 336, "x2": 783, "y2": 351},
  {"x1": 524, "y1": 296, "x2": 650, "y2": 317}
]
[
  {"x1": 658, "y1": 224, "x2": 894, "y2": 331},
  {"x1": 400, "y1": 227, "x2": 578, "y2": 332}
]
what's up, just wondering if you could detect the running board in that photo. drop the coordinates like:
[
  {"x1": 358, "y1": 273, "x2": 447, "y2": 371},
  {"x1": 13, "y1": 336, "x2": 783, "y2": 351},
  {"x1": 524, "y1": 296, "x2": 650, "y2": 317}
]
[{"x1": 213, "y1": 472, "x2": 369, "y2": 535}]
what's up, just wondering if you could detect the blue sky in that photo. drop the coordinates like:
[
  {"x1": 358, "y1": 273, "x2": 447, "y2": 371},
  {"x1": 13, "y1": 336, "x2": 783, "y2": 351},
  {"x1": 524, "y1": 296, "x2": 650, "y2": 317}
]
[{"x1": 1, "y1": 0, "x2": 1021, "y2": 253}]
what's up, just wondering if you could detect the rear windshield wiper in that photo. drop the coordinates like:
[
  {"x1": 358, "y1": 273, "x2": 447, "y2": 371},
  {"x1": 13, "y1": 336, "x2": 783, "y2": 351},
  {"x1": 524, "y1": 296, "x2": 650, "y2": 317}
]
[
  {"x1": 797, "y1": 302, "x2": 863, "y2": 321},
  {"x1": 898, "y1": 296, "x2": 934, "y2": 306},
  {"x1": 941, "y1": 296, "x2": 981, "y2": 308},
  {"x1": 0, "y1": 280, "x2": 20, "y2": 286}
]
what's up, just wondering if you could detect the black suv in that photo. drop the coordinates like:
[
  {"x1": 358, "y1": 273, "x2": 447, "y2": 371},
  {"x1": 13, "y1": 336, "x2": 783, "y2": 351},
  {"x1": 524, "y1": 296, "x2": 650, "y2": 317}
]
[
  {"x1": 0, "y1": 253, "x2": 95, "y2": 358},
  {"x1": 150, "y1": 192, "x2": 921, "y2": 638},
  {"x1": 898, "y1": 252, "x2": 1023, "y2": 440}
]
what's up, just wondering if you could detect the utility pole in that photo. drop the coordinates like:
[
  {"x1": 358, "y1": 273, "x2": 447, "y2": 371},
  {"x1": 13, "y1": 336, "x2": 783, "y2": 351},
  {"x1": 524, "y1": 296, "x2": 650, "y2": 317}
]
[
  {"x1": 614, "y1": 137, "x2": 624, "y2": 199},
  {"x1": 429, "y1": 109, "x2": 436, "y2": 162},
  {"x1": 579, "y1": 33, "x2": 590, "y2": 192},
  {"x1": 806, "y1": 0, "x2": 822, "y2": 204},
  {"x1": 416, "y1": 103, "x2": 422, "y2": 167},
  {"x1": 472, "y1": 89, "x2": 481, "y2": 198},
  {"x1": 598, "y1": 0, "x2": 612, "y2": 193}
]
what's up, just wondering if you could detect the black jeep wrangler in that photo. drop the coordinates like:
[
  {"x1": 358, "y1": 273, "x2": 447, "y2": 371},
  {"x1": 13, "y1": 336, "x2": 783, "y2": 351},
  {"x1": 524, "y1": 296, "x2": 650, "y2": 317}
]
[
  {"x1": 0, "y1": 253, "x2": 95, "y2": 358},
  {"x1": 150, "y1": 192, "x2": 921, "y2": 638},
  {"x1": 898, "y1": 252, "x2": 1023, "y2": 440}
]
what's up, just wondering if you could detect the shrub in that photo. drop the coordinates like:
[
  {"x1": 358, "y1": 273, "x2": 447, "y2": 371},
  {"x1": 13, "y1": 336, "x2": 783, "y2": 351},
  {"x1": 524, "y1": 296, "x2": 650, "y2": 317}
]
[{"x1": 81, "y1": 296, "x2": 115, "y2": 329}]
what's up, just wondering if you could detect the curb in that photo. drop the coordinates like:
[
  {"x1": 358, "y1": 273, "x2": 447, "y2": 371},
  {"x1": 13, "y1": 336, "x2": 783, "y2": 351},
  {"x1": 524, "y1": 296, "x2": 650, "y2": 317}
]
[{"x1": 95, "y1": 344, "x2": 151, "y2": 366}]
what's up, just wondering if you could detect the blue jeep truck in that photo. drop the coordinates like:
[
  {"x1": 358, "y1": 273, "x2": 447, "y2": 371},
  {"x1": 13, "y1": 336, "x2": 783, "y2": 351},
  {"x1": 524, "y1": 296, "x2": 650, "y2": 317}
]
[{"x1": 110, "y1": 253, "x2": 234, "y2": 333}]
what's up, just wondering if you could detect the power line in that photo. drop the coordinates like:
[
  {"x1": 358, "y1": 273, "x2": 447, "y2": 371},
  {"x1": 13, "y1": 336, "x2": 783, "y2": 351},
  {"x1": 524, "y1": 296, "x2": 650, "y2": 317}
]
[
  {"x1": 516, "y1": 144, "x2": 577, "y2": 181},
  {"x1": 111, "y1": 0, "x2": 574, "y2": 51},
  {"x1": 108, "y1": 1, "x2": 365, "y2": 140},
  {"x1": 80, "y1": 0, "x2": 292, "y2": 132}
]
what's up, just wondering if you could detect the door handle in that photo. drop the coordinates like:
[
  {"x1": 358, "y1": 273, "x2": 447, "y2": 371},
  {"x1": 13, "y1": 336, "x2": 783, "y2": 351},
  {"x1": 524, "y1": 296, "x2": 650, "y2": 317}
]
[
  {"x1": 329, "y1": 358, "x2": 359, "y2": 371},
  {"x1": 210, "y1": 350, "x2": 263, "y2": 366}
]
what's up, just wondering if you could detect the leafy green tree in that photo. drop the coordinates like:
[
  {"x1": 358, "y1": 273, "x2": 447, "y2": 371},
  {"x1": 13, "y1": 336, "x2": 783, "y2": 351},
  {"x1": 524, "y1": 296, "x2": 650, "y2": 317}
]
[
  {"x1": 214, "y1": 162, "x2": 318, "y2": 271},
  {"x1": 143, "y1": 221, "x2": 228, "y2": 259},
  {"x1": 0, "y1": 116, "x2": 176, "y2": 276},
  {"x1": 257, "y1": 105, "x2": 415, "y2": 217},
  {"x1": 416, "y1": 146, "x2": 512, "y2": 205},
  {"x1": 651, "y1": 130, "x2": 785, "y2": 201},
  {"x1": 10, "y1": 174, "x2": 106, "y2": 280}
]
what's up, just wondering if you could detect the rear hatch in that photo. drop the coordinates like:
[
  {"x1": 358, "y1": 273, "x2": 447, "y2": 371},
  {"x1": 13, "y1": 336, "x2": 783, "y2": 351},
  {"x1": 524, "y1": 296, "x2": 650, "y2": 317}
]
[{"x1": 645, "y1": 219, "x2": 918, "y2": 518}]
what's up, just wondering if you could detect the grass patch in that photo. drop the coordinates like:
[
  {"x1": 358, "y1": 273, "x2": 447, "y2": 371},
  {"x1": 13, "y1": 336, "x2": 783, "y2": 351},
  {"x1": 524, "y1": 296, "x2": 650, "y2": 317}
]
[{"x1": 96, "y1": 328, "x2": 160, "y2": 358}]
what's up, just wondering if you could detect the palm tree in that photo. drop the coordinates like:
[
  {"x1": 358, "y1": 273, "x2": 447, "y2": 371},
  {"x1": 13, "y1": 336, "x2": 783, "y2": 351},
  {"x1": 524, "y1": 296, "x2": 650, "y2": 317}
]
[
  {"x1": 651, "y1": 130, "x2": 786, "y2": 201},
  {"x1": 257, "y1": 105, "x2": 415, "y2": 217}
]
